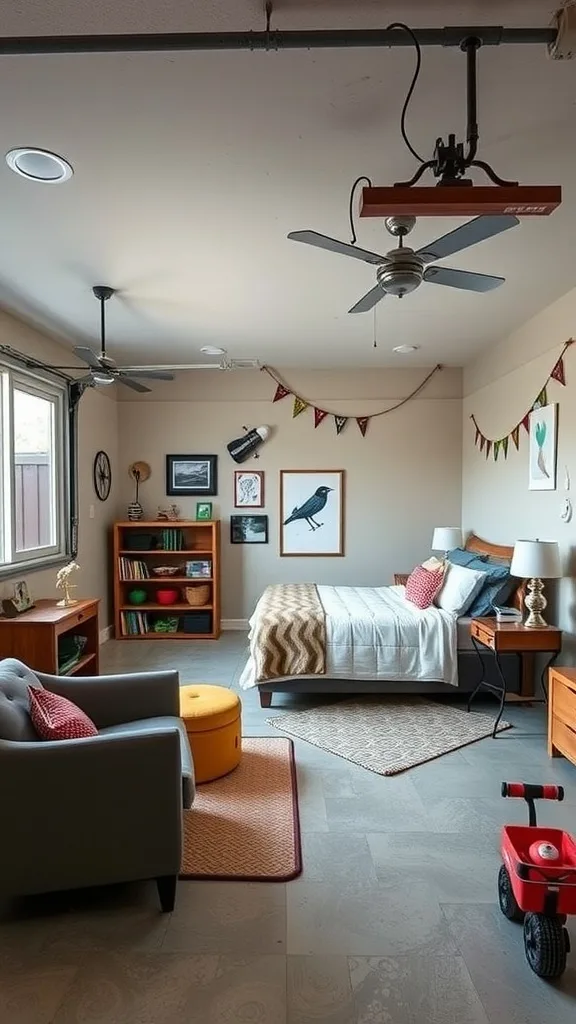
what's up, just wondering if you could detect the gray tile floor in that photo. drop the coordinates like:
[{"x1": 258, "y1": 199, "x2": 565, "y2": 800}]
[{"x1": 2, "y1": 631, "x2": 576, "y2": 1022}]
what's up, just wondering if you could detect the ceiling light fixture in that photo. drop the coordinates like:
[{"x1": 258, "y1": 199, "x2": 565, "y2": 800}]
[
  {"x1": 393, "y1": 344, "x2": 419, "y2": 354},
  {"x1": 5, "y1": 147, "x2": 73, "y2": 183},
  {"x1": 200, "y1": 346, "x2": 227, "y2": 356}
]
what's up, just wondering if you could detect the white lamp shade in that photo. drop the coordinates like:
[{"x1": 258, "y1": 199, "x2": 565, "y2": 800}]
[
  {"x1": 510, "y1": 540, "x2": 561, "y2": 579},
  {"x1": 432, "y1": 527, "x2": 462, "y2": 552}
]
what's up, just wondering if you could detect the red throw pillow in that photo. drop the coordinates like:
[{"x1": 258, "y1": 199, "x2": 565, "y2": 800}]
[
  {"x1": 405, "y1": 565, "x2": 445, "y2": 610},
  {"x1": 28, "y1": 686, "x2": 98, "y2": 740}
]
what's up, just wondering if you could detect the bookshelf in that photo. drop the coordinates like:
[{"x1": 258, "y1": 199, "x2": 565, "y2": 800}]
[{"x1": 112, "y1": 521, "x2": 220, "y2": 640}]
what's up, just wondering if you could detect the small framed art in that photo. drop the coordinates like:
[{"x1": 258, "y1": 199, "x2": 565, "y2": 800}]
[
  {"x1": 196, "y1": 502, "x2": 213, "y2": 520},
  {"x1": 528, "y1": 404, "x2": 557, "y2": 491},
  {"x1": 166, "y1": 454, "x2": 217, "y2": 496},
  {"x1": 234, "y1": 470, "x2": 264, "y2": 508},
  {"x1": 280, "y1": 470, "x2": 344, "y2": 556},
  {"x1": 230, "y1": 514, "x2": 269, "y2": 544}
]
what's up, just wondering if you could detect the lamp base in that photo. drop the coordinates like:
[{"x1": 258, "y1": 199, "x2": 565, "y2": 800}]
[{"x1": 524, "y1": 577, "x2": 548, "y2": 628}]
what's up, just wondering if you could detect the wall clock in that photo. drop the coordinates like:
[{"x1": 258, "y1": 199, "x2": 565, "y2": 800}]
[{"x1": 93, "y1": 450, "x2": 112, "y2": 501}]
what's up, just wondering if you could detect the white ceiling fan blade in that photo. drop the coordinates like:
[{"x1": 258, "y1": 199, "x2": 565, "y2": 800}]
[
  {"x1": 348, "y1": 284, "x2": 386, "y2": 314},
  {"x1": 424, "y1": 266, "x2": 505, "y2": 292},
  {"x1": 288, "y1": 230, "x2": 387, "y2": 265}
]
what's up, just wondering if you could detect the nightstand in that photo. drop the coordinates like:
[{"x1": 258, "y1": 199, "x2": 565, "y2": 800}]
[
  {"x1": 548, "y1": 667, "x2": 576, "y2": 766},
  {"x1": 467, "y1": 617, "x2": 562, "y2": 737}
]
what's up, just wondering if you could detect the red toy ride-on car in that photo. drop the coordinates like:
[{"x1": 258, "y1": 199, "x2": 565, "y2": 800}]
[{"x1": 499, "y1": 782, "x2": 576, "y2": 978}]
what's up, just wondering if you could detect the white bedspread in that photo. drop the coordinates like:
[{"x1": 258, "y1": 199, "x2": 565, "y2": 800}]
[{"x1": 239, "y1": 584, "x2": 458, "y2": 689}]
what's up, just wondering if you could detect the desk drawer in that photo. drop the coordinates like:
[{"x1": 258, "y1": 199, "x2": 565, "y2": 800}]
[
  {"x1": 550, "y1": 716, "x2": 576, "y2": 765},
  {"x1": 550, "y1": 679, "x2": 576, "y2": 730},
  {"x1": 59, "y1": 606, "x2": 94, "y2": 632},
  {"x1": 471, "y1": 622, "x2": 494, "y2": 649}
]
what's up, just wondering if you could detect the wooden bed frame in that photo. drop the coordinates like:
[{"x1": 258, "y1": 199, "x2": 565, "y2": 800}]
[{"x1": 257, "y1": 534, "x2": 525, "y2": 708}]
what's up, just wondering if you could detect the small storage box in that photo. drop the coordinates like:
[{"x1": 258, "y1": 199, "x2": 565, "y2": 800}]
[
  {"x1": 181, "y1": 612, "x2": 212, "y2": 634},
  {"x1": 123, "y1": 532, "x2": 157, "y2": 551}
]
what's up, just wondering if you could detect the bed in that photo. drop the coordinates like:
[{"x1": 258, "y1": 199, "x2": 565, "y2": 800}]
[{"x1": 238, "y1": 535, "x2": 527, "y2": 708}]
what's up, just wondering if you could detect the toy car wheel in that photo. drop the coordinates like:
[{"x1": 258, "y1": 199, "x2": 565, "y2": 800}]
[
  {"x1": 523, "y1": 912, "x2": 568, "y2": 978},
  {"x1": 498, "y1": 865, "x2": 524, "y2": 922}
]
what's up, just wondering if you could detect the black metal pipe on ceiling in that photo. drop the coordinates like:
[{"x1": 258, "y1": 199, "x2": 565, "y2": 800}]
[{"x1": 0, "y1": 26, "x2": 557, "y2": 56}]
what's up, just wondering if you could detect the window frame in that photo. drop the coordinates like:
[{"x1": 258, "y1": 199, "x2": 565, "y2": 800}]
[{"x1": 0, "y1": 360, "x2": 71, "y2": 579}]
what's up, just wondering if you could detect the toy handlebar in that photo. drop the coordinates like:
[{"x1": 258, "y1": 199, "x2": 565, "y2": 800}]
[{"x1": 502, "y1": 782, "x2": 564, "y2": 801}]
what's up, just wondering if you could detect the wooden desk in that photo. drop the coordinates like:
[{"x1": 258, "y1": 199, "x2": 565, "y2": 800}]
[
  {"x1": 548, "y1": 667, "x2": 576, "y2": 766},
  {"x1": 0, "y1": 599, "x2": 100, "y2": 675}
]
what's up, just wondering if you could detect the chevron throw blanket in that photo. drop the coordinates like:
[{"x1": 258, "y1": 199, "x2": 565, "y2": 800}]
[{"x1": 253, "y1": 583, "x2": 326, "y2": 683}]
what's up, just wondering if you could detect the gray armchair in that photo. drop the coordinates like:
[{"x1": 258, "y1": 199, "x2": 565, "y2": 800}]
[{"x1": 0, "y1": 659, "x2": 194, "y2": 912}]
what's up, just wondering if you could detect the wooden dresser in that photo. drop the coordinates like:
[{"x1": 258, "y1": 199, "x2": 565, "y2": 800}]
[
  {"x1": 548, "y1": 667, "x2": 576, "y2": 766},
  {"x1": 0, "y1": 599, "x2": 100, "y2": 675}
]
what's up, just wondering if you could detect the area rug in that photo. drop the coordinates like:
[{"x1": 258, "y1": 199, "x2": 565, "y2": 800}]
[
  {"x1": 266, "y1": 698, "x2": 512, "y2": 775},
  {"x1": 181, "y1": 736, "x2": 301, "y2": 881}
]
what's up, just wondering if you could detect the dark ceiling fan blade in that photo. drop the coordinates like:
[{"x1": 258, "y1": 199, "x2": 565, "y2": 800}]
[
  {"x1": 348, "y1": 284, "x2": 386, "y2": 314},
  {"x1": 288, "y1": 230, "x2": 387, "y2": 265},
  {"x1": 118, "y1": 369, "x2": 174, "y2": 380},
  {"x1": 416, "y1": 215, "x2": 519, "y2": 265},
  {"x1": 74, "y1": 345, "x2": 102, "y2": 369},
  {"x1": 423, "y1": 266, "x2": 505, "y2": 292},
  {"x1": 116, "y1": 376, "x2": 151, "y2": 393}
]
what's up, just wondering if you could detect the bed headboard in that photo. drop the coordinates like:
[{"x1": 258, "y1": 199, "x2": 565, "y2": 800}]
[{"x1": 465, "y1": 534, "x2": 526, "y2": 612}]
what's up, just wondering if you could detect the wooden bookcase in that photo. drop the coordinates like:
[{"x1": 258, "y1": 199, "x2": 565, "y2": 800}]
[
  {"x1": 0, "y1": 599, "x2": 100, "y2": 675},
  {"x1": 112, "y1": 521, "x2": 221, "y2": 641}
]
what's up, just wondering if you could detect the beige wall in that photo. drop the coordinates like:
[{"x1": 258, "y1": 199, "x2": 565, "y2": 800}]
[
  {"x1": 463, "y1": 286, "x2": 576, "y2": 658},
  {"x1": 0, "y1": 311, "x2": 119, "y2": 628},
  {"x1": 116, "y1": 367, "x2": 463, "y2": 620}
]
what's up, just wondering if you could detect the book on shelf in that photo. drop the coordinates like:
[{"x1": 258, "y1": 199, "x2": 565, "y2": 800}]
[
  {"x1": 162, "y1": 528, "x2": 184, "y2": 551},
  {"x1": 118, "y1": 557, "x2": 151, "y2": 581},
  {"x1": 120, "y1": 610, "x2": 150, "y2": 636}
]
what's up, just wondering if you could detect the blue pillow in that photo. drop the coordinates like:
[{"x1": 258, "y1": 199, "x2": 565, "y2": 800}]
[
  {"x1": 464, "y1": 557, "x2": 512, "y2": 616},
  {"x1": 447, "y1": 547, "x2": 488, "y2": 568}
]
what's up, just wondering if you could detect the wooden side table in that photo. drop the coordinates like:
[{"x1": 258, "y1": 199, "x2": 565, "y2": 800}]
[
  {"x1": 468, "y1": 618, "x2": 562, "y2": 737},
  {"x1": 548, "y1": 667, "x2": 576, "y2": 766},
  {"x1": 0, "y1": 599, "x2": 100, "y2": 675}
]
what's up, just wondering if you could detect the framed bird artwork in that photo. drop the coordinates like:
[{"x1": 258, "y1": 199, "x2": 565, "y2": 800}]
[{"x1": 280, "y1": 470, "x2": 344, "y2": 556}]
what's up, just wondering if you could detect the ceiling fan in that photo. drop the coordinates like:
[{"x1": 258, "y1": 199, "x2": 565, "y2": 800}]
[
  {"x1": 288, "y1": 213, "x2": 519, "y2": 313},
  {"x1": 72, "y1": 286, "x2": 175, "y2": 392}
]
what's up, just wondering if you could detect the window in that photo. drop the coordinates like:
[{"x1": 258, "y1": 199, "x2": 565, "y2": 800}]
[{"x1": 0, "y1": 363, "x2": 69, "y2": 575}]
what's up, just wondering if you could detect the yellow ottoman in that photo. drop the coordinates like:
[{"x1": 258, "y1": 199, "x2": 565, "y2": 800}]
[{"x1": 179, "y1": 684, "x2": 242, "y2": 783}]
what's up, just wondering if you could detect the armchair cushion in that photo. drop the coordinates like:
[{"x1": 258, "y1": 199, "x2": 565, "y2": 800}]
[
  {"x1": 0, "y1": 659, "x2": 43, "y2": 742},
  {"x1": 99, "y1": 716, "x2": 195, "y2": 808},
  {"x1": 28, "y1": 687, "x2": 98, "y2": 741}
]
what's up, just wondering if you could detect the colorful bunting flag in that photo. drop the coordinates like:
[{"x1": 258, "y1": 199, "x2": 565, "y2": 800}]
[
  {"x1": 522, "y1": 413, "x2": 531, "y2": 433},
  {"x1": 334, "y1": 415, "x2": 348, "y2": 435},
  {"x1": 479, "y1": 435, "x2": 485, "y2": 453},
  {"x1": 494, "y1": 440, "x2": 501, "y2": 461},
  {"x1": 314, "y1": 408, "x2": 328, "y2": 429},
  {"x1": 273, "y1": 383, "x2": 290, "y2": 402},
  {"x1": 485, "y1": 440, "x2": 492, "y2": 459},
  {"x1": 550, "y1": 357, "x2": 566, "y2": 386},
  {"x1": 511, "y1": 425, "x2": 520, "y2": 450},
  {"x1": 356, "y1": 417, "x2": 369, "y2": 437},
  {"x1": 535, "y1": 386, "x2": 548, "y2": 409},
  {"x1": 292, "y1": 396, "x2": 308, "y2": 418},
  {"x1": 474, "y1": 426, "x2": 480, "y2": 446},
  {"x1": 502, "y1": 436, "x2": 509, "y2": 459}
]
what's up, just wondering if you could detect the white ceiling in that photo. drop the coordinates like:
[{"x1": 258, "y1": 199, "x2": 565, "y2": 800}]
[{"x1": 0, "y1": 1, "x2": 574, "y2": 368}]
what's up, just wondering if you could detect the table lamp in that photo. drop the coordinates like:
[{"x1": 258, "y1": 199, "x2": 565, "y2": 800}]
[
  {"x1": 431, "y1": 527, "x2": 462, "y2": 558},
  {"x1": 510, "y1": 539, "x2": 561, "y2": 628}
]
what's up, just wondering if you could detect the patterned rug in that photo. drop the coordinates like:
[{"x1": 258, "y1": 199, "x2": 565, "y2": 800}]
[
  {"x1": 267, "y1": 698, "x2": 512, "y2": 775},
  {"x1": 181, "y1": 736, "x2": 301, "y2": 881}
]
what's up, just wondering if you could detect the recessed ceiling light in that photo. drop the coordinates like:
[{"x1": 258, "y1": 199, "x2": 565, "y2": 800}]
[
  {"x1": 392, "y1": 344, "x2": 419, "y2": 354},
  {"x1": 5, "y1": 147, "x2": 73, "y2": 183},
  {"x1": 200, "y1": 346, "x2": 227, "y2": 356}
]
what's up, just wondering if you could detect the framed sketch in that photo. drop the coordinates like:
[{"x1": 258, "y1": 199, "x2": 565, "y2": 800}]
[
  {"x1": 529, "y1": 404, "x2": 557, "y2": 491},
  {"x1": 166, "y1": 454, "x2": 217, "y2": 496},
  {"x1": 230, "y1": 514, "x2": 269, "y2": 544},
  {"x1": 234, "y1": 470, "x2": 264, "y2": 508},
  {"x1": 280, "y1": 470, "x2": 344, "y2": 556}
]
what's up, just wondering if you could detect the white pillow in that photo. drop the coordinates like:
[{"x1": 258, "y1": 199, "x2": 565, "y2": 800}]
[{"x1": 435, "y1": 563, "x2": 487, "y2": 615}]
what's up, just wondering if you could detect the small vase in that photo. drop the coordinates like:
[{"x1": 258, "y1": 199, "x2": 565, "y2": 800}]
[{"x1": 127, "y1": 501, "x2": 143, "y2": 521}]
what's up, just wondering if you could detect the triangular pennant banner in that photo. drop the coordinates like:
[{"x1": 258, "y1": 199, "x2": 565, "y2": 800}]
[
  {"x1": 522, "y1": 413, "x2": 531, "y2": 433},
  {"x1": 314, "y1": 407, "x2": 328, "y2": 429},
  {"x1": 474, "y1": 427, "x2": 480, "y2": 447},
  {"x1": 273, "y1": 383, "x2": 290, "y2": 402},
  {"x1": 494, "y1": 440, "x2": 501, "y2": 461},
  {"x1": 550, "y1": 357, "x2": 566, "y2": 386},
  {"x1": 485, "y1": 440, "x2": 492, "y2": 459},
  {"x1": 502, "y1": 436, "x2": 509, "y2": 459},
  {"x1": 334, "y1": 415, "x2": 348, "y2": 435},
  {"x1": 511, "y1": 425, "x2": 520, "y2": 450},
  {"x1": 292, "y1": 396, "x2": 308, "y2": 418},
  {"x1": 535, "y1": 386, "x2": 548, "y2": 409},
  {"x1": 479, "y1": 435, "x2": 486, "y2": 453},
  {"x1": 356, "y1": 417, "x2": 369, "y2": 437}
]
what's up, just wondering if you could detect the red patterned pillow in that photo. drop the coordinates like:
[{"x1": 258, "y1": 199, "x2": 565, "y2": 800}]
[
  {"x1": 405, "y1": 564, "x2": 445, "y2": 609},
  {"x1": 28, "y1": 686, "x2": 98, "y2": 741}
]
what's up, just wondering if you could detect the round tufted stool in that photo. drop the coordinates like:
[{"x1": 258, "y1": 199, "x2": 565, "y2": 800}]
[{"x1": 179, "y1": 684, "x2": 241, "y2": 783}]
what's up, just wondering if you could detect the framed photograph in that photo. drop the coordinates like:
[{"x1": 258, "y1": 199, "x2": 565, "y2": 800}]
[
  {"x1": 234, "y1": 470, "x2": 264, "y2": 508},
  {"x1": 280, "y1": 470, "x2": 344, "y2": 556},
  {"x1": 230, "y1": 514, "x2": 269, "y2": 544},
  {"x1": 529, "y1": 404, "x2": 557, "y2": 491},
  {"x1": 166, "y1": 454, "x2": 217, "y2": 496},
  {"x1": 196, "y1": 501, "x2": 213, "y2": 520}
]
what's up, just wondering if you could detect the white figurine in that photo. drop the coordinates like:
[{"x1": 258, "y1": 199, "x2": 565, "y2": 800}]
[{"x1": 55, "y1": 561, "x2": 80, "y2": 607}]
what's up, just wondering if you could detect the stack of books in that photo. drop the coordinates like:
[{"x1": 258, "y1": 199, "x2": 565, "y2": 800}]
[
  {"x1": 120, "y1": 611, "x2": 150, "y2": 635},
  {"x1": 118, "y1": 558, "x2": 150, "y2": 581},
  {"x1": 162, "y1": 529, "x2": 184, "y2": 551}
]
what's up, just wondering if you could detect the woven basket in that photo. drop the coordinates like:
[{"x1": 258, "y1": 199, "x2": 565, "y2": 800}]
[{"x1": 185, "y1": 584, "x2": 210, "y2": 607}]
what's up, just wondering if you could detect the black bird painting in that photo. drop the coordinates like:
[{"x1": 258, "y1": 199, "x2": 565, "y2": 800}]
[{"x1": 283, "y1": 486, "x2": 333, "y2": 531}]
